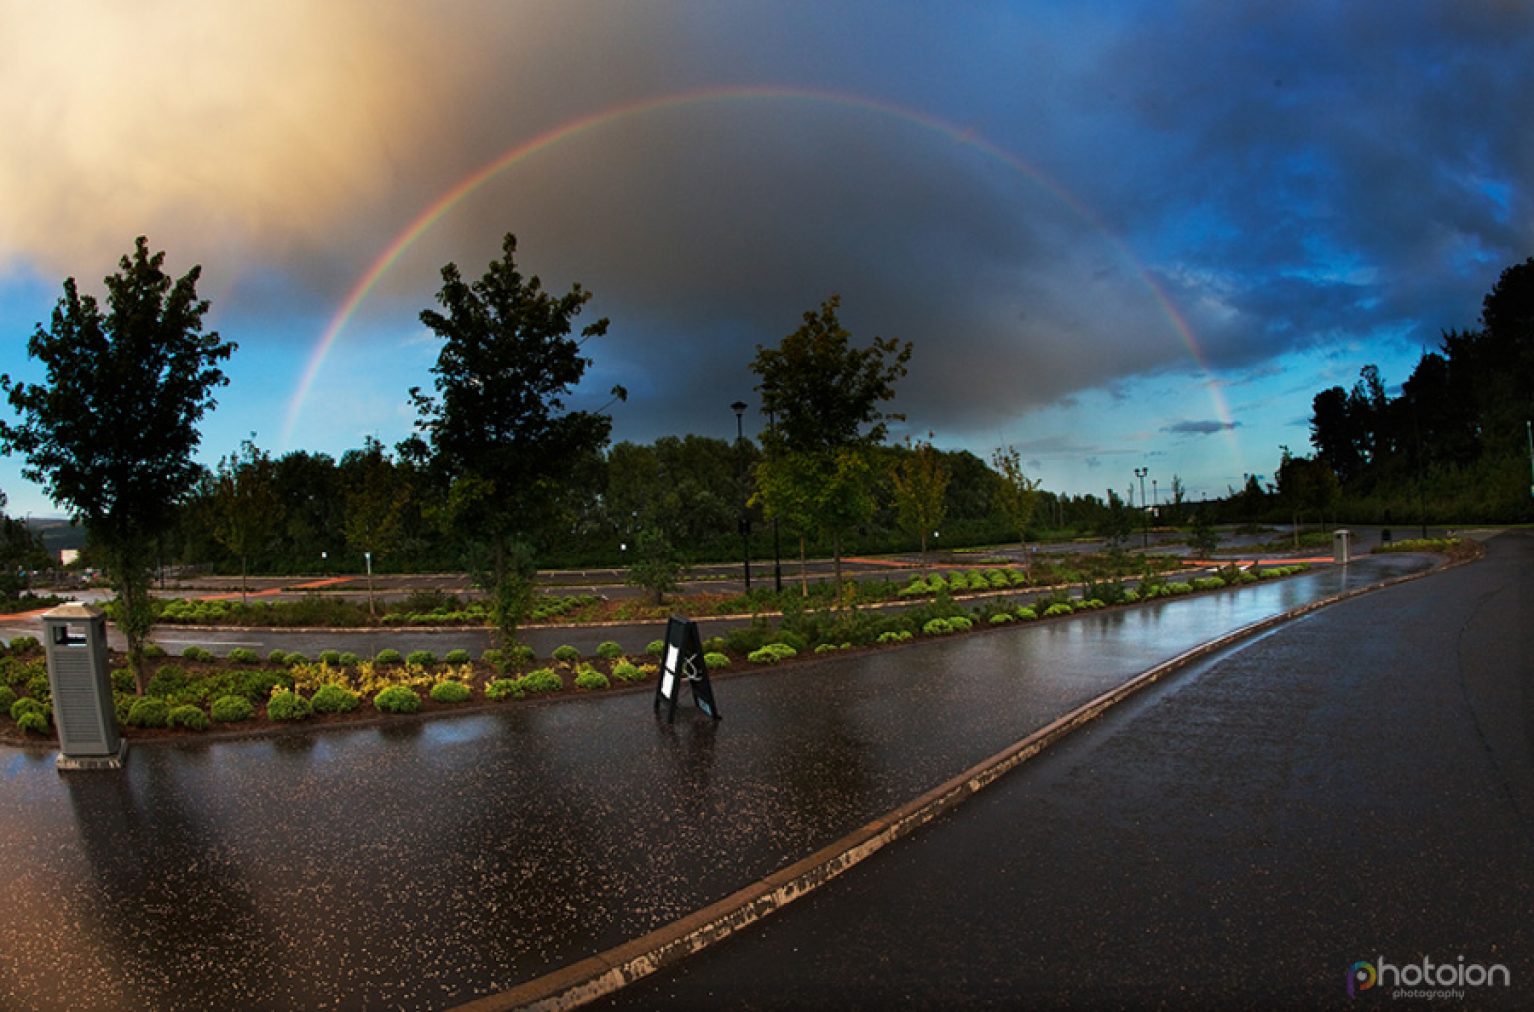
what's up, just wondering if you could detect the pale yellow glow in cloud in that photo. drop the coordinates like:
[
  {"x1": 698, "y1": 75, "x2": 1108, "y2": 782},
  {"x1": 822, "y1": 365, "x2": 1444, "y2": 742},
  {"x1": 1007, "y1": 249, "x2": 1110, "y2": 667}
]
[{"x1": 0, "y1": 2, "x2": 463, "y2": 275}]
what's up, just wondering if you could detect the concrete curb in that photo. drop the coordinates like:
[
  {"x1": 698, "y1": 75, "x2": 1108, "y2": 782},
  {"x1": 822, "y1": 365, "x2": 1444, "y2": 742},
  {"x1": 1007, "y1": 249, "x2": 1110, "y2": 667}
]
[{"x1": 458, "y1": 545, "x2": 1479, "y2": 1011}]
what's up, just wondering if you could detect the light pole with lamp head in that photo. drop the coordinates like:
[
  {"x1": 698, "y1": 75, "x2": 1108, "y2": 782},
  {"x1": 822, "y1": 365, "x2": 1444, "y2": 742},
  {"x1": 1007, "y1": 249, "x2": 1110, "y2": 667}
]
[
  {"x1": 731, "y1": 401, "x2": 751, "y2": 593},
  {"x1": 764, "y1": 404, "x2": 783, "y2": 593}
]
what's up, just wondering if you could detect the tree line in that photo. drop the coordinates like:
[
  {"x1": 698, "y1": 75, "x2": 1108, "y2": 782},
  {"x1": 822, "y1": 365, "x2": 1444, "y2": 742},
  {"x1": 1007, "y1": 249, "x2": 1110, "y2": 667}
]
[{"x1": 1273, "y1": 257, "x2": 1534, "y2": 526}]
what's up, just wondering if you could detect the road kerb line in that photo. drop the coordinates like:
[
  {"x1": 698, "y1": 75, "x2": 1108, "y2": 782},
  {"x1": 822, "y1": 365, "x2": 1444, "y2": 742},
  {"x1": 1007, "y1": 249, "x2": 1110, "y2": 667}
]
[{"x1": 459, "y1": 547, "x2": 1478, "y2": 1011}]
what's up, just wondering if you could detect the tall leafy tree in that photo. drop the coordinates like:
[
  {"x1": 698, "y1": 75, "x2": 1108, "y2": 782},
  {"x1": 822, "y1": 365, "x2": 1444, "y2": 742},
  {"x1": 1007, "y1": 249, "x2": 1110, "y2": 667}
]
[
  {"x1": 411, "y1": 232, "x2": 624, "y2": 644},
  {"x1": 889, "y1": 436, "x2": 950, "y2": 572},
  {"x1": 991, "y1": 445, "x2": 1042, "y2": 576},
  {"x1": 751, "y1": 295, "x2": 910, "y2": 588},
  {"x1": 0, "y1": 490, "x2": 49, "y2": 600},
  {"x1": 0, "y1": 237, "x2": 234, "y2": 692},
  {"x1": 211, "y1": 439, "x2": 283, "y2": 603},
  {"x1": 342, "y1": 436, "x2": 409, "y2": 616}
]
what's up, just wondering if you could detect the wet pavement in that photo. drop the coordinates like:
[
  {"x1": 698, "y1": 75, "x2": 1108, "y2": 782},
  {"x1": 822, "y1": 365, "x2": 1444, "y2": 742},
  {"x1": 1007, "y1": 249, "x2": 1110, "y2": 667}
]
[
  {"x1": 608, "y1": 533, "x2": 1533, "y2": 1008},
  {"x1": 0, "y1": 552, "x2": 1435, "y2": 1009}
]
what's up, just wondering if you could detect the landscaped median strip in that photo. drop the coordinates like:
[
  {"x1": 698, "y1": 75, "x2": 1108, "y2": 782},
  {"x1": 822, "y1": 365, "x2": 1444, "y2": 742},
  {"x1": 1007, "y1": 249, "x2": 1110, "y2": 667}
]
[{"x1": 459, "y1": 542, "x2": 1482, "y2": 1012}]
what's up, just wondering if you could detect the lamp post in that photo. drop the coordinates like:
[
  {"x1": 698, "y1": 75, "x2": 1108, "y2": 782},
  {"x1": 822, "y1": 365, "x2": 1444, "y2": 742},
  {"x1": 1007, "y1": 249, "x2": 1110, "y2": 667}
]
[
  {"x1": 1133, "y1": 467, "x2": 1149, "y2": 549},
  {"x1": 731, "y1": 401, "x2": 751, "y2": 593},
  {"x1": 764, "y1": 405, "x2": 783, "y2": 593}
]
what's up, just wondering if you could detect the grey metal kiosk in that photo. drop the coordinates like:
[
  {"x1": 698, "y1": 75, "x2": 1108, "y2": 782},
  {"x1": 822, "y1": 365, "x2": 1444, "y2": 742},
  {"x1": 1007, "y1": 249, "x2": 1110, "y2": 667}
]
[
  {"x1": 1332, "y1": 529, "x2": 1351, "y2": 565},
  {"x1": 42, "y1": 603, "x2": 127, "y2": 770}
]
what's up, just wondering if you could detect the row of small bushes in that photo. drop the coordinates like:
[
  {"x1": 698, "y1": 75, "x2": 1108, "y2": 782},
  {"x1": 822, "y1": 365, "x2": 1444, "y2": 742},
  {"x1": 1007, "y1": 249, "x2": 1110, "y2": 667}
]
[{"x1": 146, "y1": 593, "x2": 600, "y2": 628}]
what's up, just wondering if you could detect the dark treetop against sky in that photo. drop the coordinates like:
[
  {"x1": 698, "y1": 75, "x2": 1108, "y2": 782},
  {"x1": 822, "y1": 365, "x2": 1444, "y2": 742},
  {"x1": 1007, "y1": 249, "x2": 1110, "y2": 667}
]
[{"x1": 2, "y1": 1, "x2": 1529, "y2": 516}]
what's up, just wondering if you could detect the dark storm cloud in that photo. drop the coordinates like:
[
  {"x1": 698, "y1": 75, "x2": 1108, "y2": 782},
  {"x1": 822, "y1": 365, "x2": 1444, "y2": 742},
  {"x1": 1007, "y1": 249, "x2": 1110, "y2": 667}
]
[
  {"x1": 6, "y1": 2, "x2": 1529, "y2": 451},
  {"x1": 1163, "y1": 420, "x2": 1242, "y2": 436}
]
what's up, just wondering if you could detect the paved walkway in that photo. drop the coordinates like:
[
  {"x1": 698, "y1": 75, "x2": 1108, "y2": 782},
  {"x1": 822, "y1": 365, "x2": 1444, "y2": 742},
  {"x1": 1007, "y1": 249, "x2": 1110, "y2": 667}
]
[{"x1": 0, "y1": 553, "x2": 1432, "y2": 1010}]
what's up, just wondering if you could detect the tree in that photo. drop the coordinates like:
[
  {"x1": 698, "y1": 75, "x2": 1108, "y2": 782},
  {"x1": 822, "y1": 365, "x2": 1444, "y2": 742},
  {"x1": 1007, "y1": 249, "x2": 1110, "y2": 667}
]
[
  {"x1": 211, "y1": 439, "x2": 283, "y2": 604},
  {"x1": 410, "y1": 232, "x2": 624, "y2": 645},
  {"x1": 1098, "y1": 489, "x2": 1134, "y2": 549},
  {"x1": 0, "y1": 238, "x2": 234, "y2": 692},
  {"x1": 626, "y1": 527, "x2": 685, "y2": 605},
  {"x1": 1167, "y1": 473, "x2": 1188, "y2": 527},
  {"x1": 1188, "y1": 508, "x2": 1220, "y2": 556},
  {"x1": 342, "y1": 436, "x2": 409, "y2": 616},
  {"x1": 0, "y1": 490, "x2": 49, "y2": 600},
  {"x1": 889, "y1": 436, "x2": 950, "y2": 572},
  {"x1": 751, "y1": 296, "x2": 910, "y2": 588},
  {"x1": 991, "y1": 445, "x2": 1042, "y2": 576}
]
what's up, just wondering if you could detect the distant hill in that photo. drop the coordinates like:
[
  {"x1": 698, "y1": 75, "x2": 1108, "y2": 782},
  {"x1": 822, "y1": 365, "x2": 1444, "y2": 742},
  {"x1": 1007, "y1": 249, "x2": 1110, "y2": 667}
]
[{"x1": 25, "y1": 518, "x2": 87, "y2": 555}]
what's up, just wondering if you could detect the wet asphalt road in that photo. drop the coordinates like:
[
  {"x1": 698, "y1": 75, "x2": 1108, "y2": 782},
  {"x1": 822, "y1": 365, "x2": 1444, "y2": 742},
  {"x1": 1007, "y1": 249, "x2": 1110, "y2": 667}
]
[
  {"x1": 0, "y1": 552, "x2": 1436, "y2": 1009},
  {"x1": 607, "y1": 532, "x2": 1534, "y2": 1009}
]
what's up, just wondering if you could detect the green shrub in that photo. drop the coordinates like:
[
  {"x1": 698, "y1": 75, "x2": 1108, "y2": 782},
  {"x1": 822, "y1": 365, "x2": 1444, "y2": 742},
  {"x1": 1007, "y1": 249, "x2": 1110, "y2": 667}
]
[
  {"x1": 517, "y1": 668, "x2": 563, "y2": 694},
  {"x1": 146, "y1": 665, "x2": 190, "y2": 698},
  {"x1": 168, "y1": 705, "x2": 208, "y2": 732},
  {"x1": 0, "y1": 685, "x2": 15, "y2": 713},
  {"x1": 949, "y1": 616, "x2": 974, "y2": 632},
  {"x1": 813, "y1": 643, "x2": 840, "y2": 654},
  {"x1": 1123, "y1": 589, "x2": 1141, "y2": 603},
  {"x1": 1166, "y1": 581, "x2": 1194, "y2": 595},
  {"x1": 110, "y1": 668, "x2": 135, "y2": 693},
  {"x1": 142, "y1": 642, "x2": 167, "y2": 659},
  {"x1": 26, "y1": 673, "x2": 50, "y2": 702},
  {"x1": 373, "y1": 685, "x2": 421, "y2": 713},
  {"x1": 267, "y1": 649, "x2": 289, "y2": 665},
  {"x1": 1043, "y1": 603, "x2": 1074, "y2": 618},
  {"x1": 405, "y1": 650, "x2": 436, "y2": 667},
  {"x1": 7, "y1": 635, "x2": 40, "y2": 654},
  {"x1": 595, "y1": 641, "x2": 624, "y2": 660},
  {"x1": 280, "y1": 651, "x2": 307, "y2": 667},
  {"x1": 645, "y1": 639, "x2": 665, "y2": 656},
  {"x1": 444, "y1": 649, "x2": 472, "y2": 665},
  {"x1": 612, "y1": 661, "x2": 645, "y2": 683},
  {"x1": 267, "y1": 690, "x2": 312, "y2": 721},
  {"x1": 125, "y1": 697, "x2": 170, "y2": 728},
  {"x1": 574, "y1": 668, "x2": 610, "y2": 691},
  {"x1": 987, "y1": 571, "x2": 1011, "y2": 588},
  {"x1": 877, "y1": 630, "x2": 914, "y2": 644},
  {"x1": 338, "y1": 651, "x2": 361, "y2": 666},
  {"x1": 430, "y1": 680, "x2": 471, "y2": 704},
  {"x1": 703, "y1": 636, "x2": 727, "y2": 653},
  {"x1": 227, "y1": 647, "x2": 261, "y2": 665},
  {"x1": 1016, "y1": 606, "x2": 1038, "y2": 621},
  {"x1": 747, "y1": 642, "x2": 798, "y2": 664},
  {"x1": 181, "y1": 645, "x2": 215, "y2": 662},
  {"x1": 211, "y1": 695, "x2": 254, "y2": 723},
  {"x1": 552, "y1": 645, "x2": 580, "y2": 663},
  {"x1": 1007, "y1": 569, "x2": 1030, "y2": 586},
  {"x1": 16, "y1": 709, "x2": 48, "y2": 734},
  {"x1": 11, "y1": 696, "x2": 50, "y2": 723},
  {"x1": 374, "y1": 648, "x2": 404, "y2": 665},
  {"x1": 1080, "y1": 598, "x2": 1106, "y2": 610},
  {"x1": 236, "y1": 670, "x2": 287, "y2": 702},
  {"x1": 1193, "y1": 577, "x2": 1226, "y2": 592},
  {"x1": 113, "y1": 692, "x2": 135, "y2": 724},
  {"x1": 703, "y1": 652, "x2": 730, "y2": 670},
  {"x1": 989, "y1": 612, "x2": 1015, "y2": 624},
  {"x1": 319, "y1": 650, "x2": 343, "y2": 666},
  {"x1": 311, "y1": 683, "x2": 360, "y2": 714},
  {"x1": 922, "y1": 618, "x2": 954, "y2": 636},
  {"x1": 485, "y1": 677, "x2": 523, "y2": 700}
]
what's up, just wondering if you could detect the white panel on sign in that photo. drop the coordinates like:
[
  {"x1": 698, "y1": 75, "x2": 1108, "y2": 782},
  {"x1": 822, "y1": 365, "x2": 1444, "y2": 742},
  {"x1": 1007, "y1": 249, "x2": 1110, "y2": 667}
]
[{"x1": 661, "y1": 669, "x2": 675, "y2": 700}]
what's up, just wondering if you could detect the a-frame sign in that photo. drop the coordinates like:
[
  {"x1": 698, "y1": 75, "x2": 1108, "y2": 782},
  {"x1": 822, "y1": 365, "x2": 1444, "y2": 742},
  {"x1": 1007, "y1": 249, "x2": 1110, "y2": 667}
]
[{"x1": 653, "y1": 616, "x2": 721, "y2": 723}]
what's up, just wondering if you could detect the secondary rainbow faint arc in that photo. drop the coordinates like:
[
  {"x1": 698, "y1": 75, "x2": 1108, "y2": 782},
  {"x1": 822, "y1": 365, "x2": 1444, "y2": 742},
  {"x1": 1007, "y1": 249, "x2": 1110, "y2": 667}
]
[{"x1": 283, "y1": 84, "x2": 1233, "y2": 450}]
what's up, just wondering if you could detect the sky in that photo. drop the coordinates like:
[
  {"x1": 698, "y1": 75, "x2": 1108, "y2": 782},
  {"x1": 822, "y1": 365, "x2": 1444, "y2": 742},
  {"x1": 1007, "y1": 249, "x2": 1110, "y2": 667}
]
[{"x1": 2, "y1": 1, "x2": 1530, "y2": 518}]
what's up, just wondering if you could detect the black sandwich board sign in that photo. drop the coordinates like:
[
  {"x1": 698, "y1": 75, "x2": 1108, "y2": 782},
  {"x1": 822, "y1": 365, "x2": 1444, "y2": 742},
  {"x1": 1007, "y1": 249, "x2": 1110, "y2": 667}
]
[{"x1": 653, "y1": 616, "x2": 721, "y2": 723}]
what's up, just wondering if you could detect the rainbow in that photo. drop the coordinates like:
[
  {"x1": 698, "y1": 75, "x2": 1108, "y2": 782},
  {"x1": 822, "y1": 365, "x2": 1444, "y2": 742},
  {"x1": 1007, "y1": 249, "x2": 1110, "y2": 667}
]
[{"x1": 282, "y1": 85, "x2": 1235, "y2": 453}]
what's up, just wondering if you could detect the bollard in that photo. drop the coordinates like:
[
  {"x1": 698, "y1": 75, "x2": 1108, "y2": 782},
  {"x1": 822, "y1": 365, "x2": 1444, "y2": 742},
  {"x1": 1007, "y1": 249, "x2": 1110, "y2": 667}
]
[{"x1": 41, "y1": 603, "x2": 127, "y2": 770}]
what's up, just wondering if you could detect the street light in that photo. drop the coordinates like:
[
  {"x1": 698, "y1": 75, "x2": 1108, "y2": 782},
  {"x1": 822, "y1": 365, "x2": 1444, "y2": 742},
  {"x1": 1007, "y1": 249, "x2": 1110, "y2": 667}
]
[
  {"x1": 764, "y1": 404, "x2": 783, "y2": 593},
  {"x1": 731, "y1": 401, "x2": 751, "y2": 593},
  {"x1": 1133, "y1": 467, "x2": 1149, "y2": 549}
]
